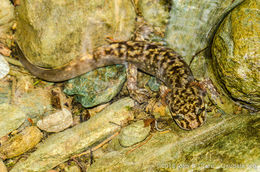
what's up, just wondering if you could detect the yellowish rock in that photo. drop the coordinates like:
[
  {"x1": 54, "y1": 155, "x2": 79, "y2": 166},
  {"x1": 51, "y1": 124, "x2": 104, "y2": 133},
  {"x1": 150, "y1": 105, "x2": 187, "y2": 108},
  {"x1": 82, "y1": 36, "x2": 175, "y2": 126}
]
[
  {"x1": 0, "y1": 126, "x2": 43, "y2": 159},
  {"x1": 15, "y1": 0, "x2": 135, "y2": 68},
  {"x1": 212, "y1": 0, "x2": 260, "y2": 109}
]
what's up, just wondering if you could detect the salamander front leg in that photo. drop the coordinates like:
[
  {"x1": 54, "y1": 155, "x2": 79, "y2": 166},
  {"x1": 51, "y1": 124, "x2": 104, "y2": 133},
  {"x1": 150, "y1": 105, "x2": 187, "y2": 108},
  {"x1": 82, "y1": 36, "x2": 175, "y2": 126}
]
[{"x1": 126, "y1": 63, "x2": 150, "y2": 104}]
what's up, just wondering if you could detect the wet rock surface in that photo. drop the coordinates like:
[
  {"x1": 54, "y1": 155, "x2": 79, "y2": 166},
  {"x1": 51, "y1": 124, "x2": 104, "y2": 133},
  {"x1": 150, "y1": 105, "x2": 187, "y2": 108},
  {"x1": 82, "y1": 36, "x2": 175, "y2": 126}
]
[
  {"x1": 10, "y1": 98, "x2": 134, "y2": 172},
  {"x1": 15, "y1": 0, "x2": 135, "y2": 68},
  {"x1": 119, "y1": 120, "x2": 151, "y2": 147},
  {"x1": 88, "y1": 114, "x2": 260, "y2": 171},
  {"x1": 212, "y1": 0, "x2": 260, "y2": 110},
  {"x1": 64, "y1": 65, "x2": 126, "y2": 108},
  {"x1": 0, "y1": 126, "x2": 43, "y2": 159},
  {"x1": 37, "y1": 108, "x2": 73, "y2": 133},
  {"x1": 0, "y1": 103, "x2": 25, "y2": 138},
  {"x1": 166, "y1": 0, "x2": 244, "y2": 62}
]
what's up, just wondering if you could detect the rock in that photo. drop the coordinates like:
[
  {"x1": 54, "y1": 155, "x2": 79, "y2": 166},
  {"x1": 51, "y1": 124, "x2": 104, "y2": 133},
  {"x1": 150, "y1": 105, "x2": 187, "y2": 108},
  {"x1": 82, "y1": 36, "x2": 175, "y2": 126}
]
[
  {"x1": 0, "y1": 103, "x2": 26, "y2": 138},
  {"x1": 0, "y1": 43, "x2": 12, "y2": 57},
  {"x1": 15, "y1": 87, "x2": 53, "y2": 119},
  {"x1": 138, "y1": 0, "x2": 171, "y2": 34},
  {"x1": 64, "y1": 165, "x2": 81, "y2": 172},
  {"x1": 15, "y1": 0, "x2": 135, "y2": 68},
  {"x1": 14, "y1": 76, "x2": 35, "y2": 96},
  {"x1": 0, "y1": 78, "x2": 11, "y2": 104},
  {"x1": 166, "y1": 0, "x2": 244, "y2": 61},
  {"x1": 88, "y1": 113, "x2": 259, "y2": 171},
  {"x1": 119, "y1": 120, "x2": 151, "y2": 147},
  {"x1": 10, "y1": 97, "x2": 135, "y2": 172},
  {"x1": 88, "y1": 103, "x2": 110, "y2": 117},
  {"x1": 64, "y1": 65, "x2": 126, "y2": 108},
  {"x1": 165, "y1": 0, "x2": 244, "y2": 80},
  {"x1": 0, "y1": 126, "x2": 43, "y2": 159},
  {"x1": 0, "y1": 55, "x2": 9, "y2": 79},
  {"x1": 212, "y1": 0, "x2": 260, "y2": 110},
  {"x1": 147, "y1": 77, "x2": 160, "y2": 92},
  {"x1": 0, "y1": 159, "x2": 7, "y2": 172},
  {"x1": 0, "y1": 0, "x2": 14, "y2": 37},
  {"x1": 37, "y1": 108, "x2": 73, "y2": 133}
]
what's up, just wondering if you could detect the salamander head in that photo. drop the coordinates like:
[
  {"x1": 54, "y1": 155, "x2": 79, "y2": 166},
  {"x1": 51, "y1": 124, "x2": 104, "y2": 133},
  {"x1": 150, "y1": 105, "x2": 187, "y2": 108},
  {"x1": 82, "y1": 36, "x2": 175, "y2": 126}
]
[{"x1": 169, "y1": 85, "x2": 206, "y2": 130}]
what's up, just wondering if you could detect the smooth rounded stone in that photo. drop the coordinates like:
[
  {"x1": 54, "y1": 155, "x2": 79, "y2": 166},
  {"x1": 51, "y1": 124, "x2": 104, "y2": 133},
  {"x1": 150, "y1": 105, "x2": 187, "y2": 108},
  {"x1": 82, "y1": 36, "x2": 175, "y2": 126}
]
[
  {"x1": 0, "y1": 0, "x2": 14, "y2": 36},
  {"x1": 0, "y1": 126, "x2": 43, "y2": 159},
  {"x1": 0, "y1": 55, "x2": 9, "y2": 79},
  {"x1": 119, "y1": 120, "x2": 151, "y2": 147},
  {"x1": 15, "y1": 0, "x2": 135, "y2": 68},
  {"x1": 10, "y1": 97, "x2": 134, "y2": 172},
  {"x1": 0, "y1": 103, "x2": 26, "y2": 138},
  {"x1": 64, "y1": 65, "x2": 126, "y2": 108},
  {"x1": 37, "y1": 108, "x2": 73, "y2": 133},
  {"x1": 165, "y1": 0, "x2": 243, "y2": 63},
  {"x1": 212, "y1": 0, "x2": 260, "y2": 109},
  {"x1": 0, "y1": 159, "x2": 7, "y2": 172}
]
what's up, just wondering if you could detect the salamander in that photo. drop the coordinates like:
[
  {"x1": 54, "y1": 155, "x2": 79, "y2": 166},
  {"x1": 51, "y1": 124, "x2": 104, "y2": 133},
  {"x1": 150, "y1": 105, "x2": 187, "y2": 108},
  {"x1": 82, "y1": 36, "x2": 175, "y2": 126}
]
[{"x1": 17, "y1": 40, "x2": 206, "y2": 130}]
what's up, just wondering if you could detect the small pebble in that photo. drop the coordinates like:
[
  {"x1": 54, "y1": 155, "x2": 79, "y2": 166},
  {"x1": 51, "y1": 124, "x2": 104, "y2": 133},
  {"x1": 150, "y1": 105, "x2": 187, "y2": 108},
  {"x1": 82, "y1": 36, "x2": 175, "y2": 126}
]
[
  {"x1": 37, "y1": 108, "x2": 73, "y2": 132},
  {"x1": 119, "y1": 120, "x2": 151, "y2": 147}
]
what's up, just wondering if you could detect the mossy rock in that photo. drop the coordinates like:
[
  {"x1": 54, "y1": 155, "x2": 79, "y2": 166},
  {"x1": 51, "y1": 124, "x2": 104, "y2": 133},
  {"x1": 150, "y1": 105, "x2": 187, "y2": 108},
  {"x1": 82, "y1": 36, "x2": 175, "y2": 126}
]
[{"x1": 212, "y1": 0, "x2": 260, "y2": 110}]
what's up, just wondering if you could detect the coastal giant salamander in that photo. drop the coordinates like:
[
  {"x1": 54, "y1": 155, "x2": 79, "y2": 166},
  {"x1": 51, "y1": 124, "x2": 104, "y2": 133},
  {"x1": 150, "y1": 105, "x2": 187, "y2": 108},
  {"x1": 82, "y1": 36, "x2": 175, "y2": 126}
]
[{"x1": 18, "y1": 40, "x2": 206, "y2": 130}]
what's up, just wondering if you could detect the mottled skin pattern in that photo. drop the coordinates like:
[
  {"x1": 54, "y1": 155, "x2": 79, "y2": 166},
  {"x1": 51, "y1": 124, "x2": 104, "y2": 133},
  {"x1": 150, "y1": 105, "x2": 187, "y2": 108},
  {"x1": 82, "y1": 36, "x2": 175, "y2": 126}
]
[{"x1": 17, "y1": 40, "x2": 206, "y2": 130}]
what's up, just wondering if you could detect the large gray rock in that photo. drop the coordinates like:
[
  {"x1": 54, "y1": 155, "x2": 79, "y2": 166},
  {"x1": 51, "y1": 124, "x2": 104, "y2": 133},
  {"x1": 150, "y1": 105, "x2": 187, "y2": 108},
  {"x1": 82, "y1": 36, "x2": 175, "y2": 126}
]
[
  {"x1": 212, "y1": 0, "x2": 260, "y2": 110},
  {"x1": 15, "y1": 0, "x2": 135, "y2": 68}
]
